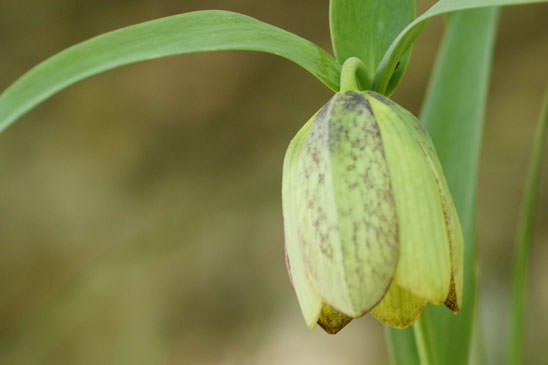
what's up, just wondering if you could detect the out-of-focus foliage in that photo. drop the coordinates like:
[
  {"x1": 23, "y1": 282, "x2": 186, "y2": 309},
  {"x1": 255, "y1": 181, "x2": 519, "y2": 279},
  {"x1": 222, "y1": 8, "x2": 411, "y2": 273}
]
[
  {"x1": 0, "y1": 1, "x2": 547, "y2": 364},
  {"x1": 507, "y1": 86, "x2": 548, "y2": 365}
]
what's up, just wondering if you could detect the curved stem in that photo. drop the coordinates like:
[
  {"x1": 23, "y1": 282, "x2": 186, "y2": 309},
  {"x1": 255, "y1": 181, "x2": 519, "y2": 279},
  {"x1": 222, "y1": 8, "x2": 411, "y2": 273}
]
[{"x1": 339, "y1": 57, "x2": 371, "y2": 92}]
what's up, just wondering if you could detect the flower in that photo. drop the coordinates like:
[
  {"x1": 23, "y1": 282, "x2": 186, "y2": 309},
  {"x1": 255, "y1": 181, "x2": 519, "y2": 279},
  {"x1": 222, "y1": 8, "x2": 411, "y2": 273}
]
[{"x1": 282, "y1": 90, "x2": 463, "y2": 334}]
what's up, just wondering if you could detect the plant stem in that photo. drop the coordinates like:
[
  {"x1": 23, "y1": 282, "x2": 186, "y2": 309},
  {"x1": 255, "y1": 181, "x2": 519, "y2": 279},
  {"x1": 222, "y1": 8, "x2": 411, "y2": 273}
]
[
  {"x1": 339, "y1": 57, "x2": 371, "y2": 92},
  {"x1": 384, "y1": 326, "x2": 420, "y2": 365},
  {"x1": 414, "y1": 316, "x2": 432, "y2": 365},
  {"x1": 507, "y1": 86, "x2": 548, "y2": 365}
]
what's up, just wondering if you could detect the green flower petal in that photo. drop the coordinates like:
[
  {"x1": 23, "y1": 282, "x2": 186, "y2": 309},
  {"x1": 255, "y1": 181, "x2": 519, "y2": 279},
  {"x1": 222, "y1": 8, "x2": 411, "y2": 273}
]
[
  {"x1": 296, "y1": 92, "x2": 399, "y2": 317},
  {"x1": 282, "y1": 118, "x2": 322, "y2": 328},
  {"x1": 387, "y1": 98, "x2": 464, "y2": 310},
  {"x1": 367, "y1": 92, "x2": 451, "y2": 305},
  {"x1": 371, "y1": 280, "x2": 427, "y2": 329}
]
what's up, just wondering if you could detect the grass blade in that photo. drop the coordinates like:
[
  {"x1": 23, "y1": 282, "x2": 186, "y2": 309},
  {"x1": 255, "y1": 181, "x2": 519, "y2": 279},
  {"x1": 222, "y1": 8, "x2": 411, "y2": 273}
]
[
  {"x1": 414, "y1": 7, "x2": 499, "y2": 365},
  {"x1": 0, "y1": 10, "x2": 340, "y2": 133},
  {"x1": 507, "y1": 87, "x2": 548, "y2": 365}
]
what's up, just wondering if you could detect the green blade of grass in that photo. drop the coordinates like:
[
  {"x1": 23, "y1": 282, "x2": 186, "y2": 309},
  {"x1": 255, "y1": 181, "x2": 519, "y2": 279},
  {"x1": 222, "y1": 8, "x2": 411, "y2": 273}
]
[
  {"x1": 410, "y1": 7, "x2": 499, "y2": 365},
  {"x1": 0, "y1": 10, "x2": 340, "y2": 133},
  {"x1": 507, "y1": 86, "x2": 548, "y2": 365},
  {"x1": 372, "y1": 0, "x2": 548, "y2": 94},
  {"x1": 329, "y1": 0, "x2": 414, "y2": 89}
]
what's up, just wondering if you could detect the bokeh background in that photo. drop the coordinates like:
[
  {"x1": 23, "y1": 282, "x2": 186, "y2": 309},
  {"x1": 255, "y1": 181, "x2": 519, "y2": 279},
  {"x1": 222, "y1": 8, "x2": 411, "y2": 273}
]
[{"x1": 0, "y1": 1, "x2": 547, "y2": 364}]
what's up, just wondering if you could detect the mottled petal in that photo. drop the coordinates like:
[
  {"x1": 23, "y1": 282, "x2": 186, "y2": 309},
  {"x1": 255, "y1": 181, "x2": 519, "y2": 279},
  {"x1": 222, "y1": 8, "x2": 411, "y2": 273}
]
[
  {"x1": 282, "y1": 118, "x2": 322, "y2": 327},
  {"x1": 384, "y1": 96, "x2": 464, "y2": 311},
  {"x1": 366, "y1": 92, "x2": 451, "y2": 305},
  {"x1": 297, "y1": 92, "x2": 399, "y2": 317}
]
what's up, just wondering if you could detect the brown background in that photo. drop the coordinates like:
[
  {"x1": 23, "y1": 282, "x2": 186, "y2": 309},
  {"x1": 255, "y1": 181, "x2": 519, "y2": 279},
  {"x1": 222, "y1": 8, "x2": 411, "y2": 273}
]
[{"x1": 0, "y1": 1, "x2": 547, "y2": 364}]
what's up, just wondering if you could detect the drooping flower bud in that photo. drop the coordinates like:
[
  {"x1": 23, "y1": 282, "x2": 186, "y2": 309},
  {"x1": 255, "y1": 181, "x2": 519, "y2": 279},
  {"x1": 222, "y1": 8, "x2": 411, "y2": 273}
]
[{"x1": 282, "y1": 90, "x2": 463, "y2": 334}]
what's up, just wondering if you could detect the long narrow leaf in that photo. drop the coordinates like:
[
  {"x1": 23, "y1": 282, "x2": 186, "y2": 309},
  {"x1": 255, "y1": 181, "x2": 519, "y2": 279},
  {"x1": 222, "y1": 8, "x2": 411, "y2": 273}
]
[
  {"x1": 411, "y1": 7, "x2": 499, "y2": 365},
  {"x1": 329, "y1": 0, "x2": 414, "y2": 88},
  {"x1": 0, "y1": 10, "x2": 340, "y2": 132},
  {"x1": 372, "y1": 0, "x2": 548, "y2": 94},
  {"x1": 507, "y1": 87, "x2": 548, "y2": 365}
]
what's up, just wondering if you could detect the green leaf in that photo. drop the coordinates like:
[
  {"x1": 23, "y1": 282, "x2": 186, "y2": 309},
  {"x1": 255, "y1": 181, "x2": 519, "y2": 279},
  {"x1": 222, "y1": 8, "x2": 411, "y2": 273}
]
[
  {"x1": 372, "y1": 0, "x2": 548, "y2": 94},
  {"x1": 410, "y1": 7, "x2": 500, "y2": 365},
  {"x1": 329, "y1": 0, "x2": 414, "y2": 89},
  {"x1": 384, "y1": 48, "x2": 411, "y2": 96},
  {"x1": 507, "y1": 86, "x2": 548, "y2": 365},
  {"x1": 0, "y1": 10, "x2": 340, "y2": 133}
]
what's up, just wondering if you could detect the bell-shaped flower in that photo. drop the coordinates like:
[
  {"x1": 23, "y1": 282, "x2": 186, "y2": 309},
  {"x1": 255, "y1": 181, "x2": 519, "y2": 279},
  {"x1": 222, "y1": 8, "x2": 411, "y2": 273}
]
[{"x1": 282, "y1": 90, "x2": 463, "y2": 334}]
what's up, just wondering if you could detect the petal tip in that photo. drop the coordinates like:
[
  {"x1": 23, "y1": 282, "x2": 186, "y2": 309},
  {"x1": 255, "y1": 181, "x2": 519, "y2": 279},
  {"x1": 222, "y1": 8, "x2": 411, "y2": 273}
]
[
  {"x1": 444, "y1": 283, "x2": 461, "y2": 313},
  {"x1": 316, "y1": 303, "x2": 353, "y2": 335}
]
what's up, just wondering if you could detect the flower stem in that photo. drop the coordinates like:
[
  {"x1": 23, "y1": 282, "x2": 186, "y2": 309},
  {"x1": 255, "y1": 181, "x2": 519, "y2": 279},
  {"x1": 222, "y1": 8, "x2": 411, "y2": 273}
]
[
  {"x1": 339, "y1": 57, "x2": 371, "y2": 92},
  {"x1": 414, "y1": 316, "x2": 432, "y2": 365}
]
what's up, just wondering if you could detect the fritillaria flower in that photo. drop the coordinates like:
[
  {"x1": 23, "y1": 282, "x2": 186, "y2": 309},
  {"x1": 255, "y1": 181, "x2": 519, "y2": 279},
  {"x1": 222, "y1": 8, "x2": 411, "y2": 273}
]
[{"x1": 282, "y1": 91, "x2": 463, "y2": 334}]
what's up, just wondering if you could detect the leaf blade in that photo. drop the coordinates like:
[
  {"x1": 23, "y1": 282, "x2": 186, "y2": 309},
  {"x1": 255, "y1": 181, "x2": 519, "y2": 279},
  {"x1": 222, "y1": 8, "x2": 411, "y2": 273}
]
[
  {"x1": 412, "y1": 7, "x2": 500, "y2": 365},
  {"x1": 0, "y1": 10, "x2": 340, "y2": 132},
  {"x1": 373, "y1": 0, "x2": 548, "y2": 94},
  {"x1": 329, "y1": 0, "x2": 414, "y2": 84},
  {"x1": 507, "y1": 86, "x2": 548, "y2": 365}
]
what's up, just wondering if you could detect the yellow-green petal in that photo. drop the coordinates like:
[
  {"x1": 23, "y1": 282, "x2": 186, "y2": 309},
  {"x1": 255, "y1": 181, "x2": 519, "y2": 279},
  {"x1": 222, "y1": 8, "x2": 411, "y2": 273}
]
[
  {"x1": 296, "y1": 92, "x2": 399, "y2": 317},
  {"x1": 366, "y1": 92, "x2": 451, "y2": 305},
  {"x1": 282, "y1": 117, "x2": 322, "y2": 328},
  {"x1": 371, "y1": 280, "x2": 427, "y2": 329},
  {"x1": 387, "y1": 98, "x2": 464, "y2": 310}
]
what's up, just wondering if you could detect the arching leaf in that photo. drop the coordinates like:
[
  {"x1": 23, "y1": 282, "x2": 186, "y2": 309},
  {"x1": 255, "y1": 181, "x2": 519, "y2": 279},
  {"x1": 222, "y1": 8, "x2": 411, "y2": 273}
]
[
  {"x1": 373, "y1": 0, "x2": 548, "y2": 94},
  {"x1": 0, "y1": 10, "x2": 340, "y2": 133}
]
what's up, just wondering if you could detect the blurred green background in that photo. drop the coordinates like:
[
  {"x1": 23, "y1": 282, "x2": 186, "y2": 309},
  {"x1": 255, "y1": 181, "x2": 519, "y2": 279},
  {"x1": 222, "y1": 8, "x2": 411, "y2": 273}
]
[{"x1": 0, "y1": 1, "x2": 547, "y2": 364}]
